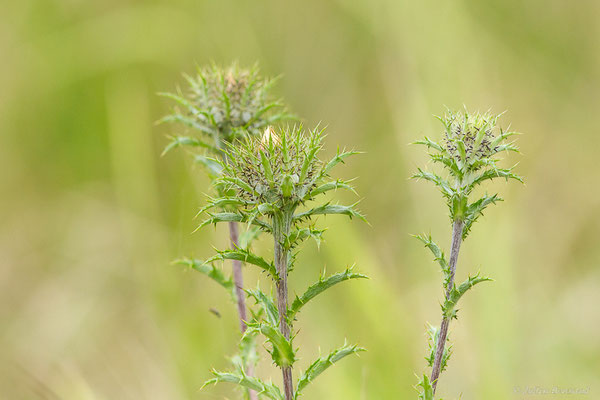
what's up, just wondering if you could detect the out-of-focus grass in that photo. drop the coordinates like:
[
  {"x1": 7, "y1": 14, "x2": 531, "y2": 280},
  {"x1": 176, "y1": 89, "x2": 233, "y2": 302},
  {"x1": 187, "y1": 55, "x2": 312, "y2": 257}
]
[{"x1": 1, "y1": 0, "x2": 599, "y2": 398}]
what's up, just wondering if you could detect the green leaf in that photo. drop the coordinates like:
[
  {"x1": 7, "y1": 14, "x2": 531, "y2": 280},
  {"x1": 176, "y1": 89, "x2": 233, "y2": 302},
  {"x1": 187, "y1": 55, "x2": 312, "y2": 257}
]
[
  {"x1": 194, "y1": 155, "x2": 223, "y2": 178},
  {"x1": 317, "y1": 149, "x2": 360, "y2": 180},
  {"x1": 413, "y1": 234, "x2": 451, "y2": 289},
  {"x1": 424, "y1": 324, "x2": 451, "y2": 372},
  {"x1": 161, "y1": 135, "x2": 216, "y2": 156},
  {"x1": 197, "y1": 211, "x2": 272, "y2": 232},
  {"x1": 416, "y1": 374, "x2": 435, "y2": 400},
  {"x1": 196, "y1": 197, "x2": 253, "y2": 217},
  {"x1": 284, "y1": 227, "x2": 326, "y2": 250},
  {"x1": 174, "y1": 258, "x2": 233, "y2": 291},
  {"x1": 412, "y1": 136, "x2": 443, "y2": 152},
  {"x1": 305, "y1": 179, "x2": 356, "y2": 200},
  {"x1": 293, "y1": 202, "x2": 366, "y2": 222},
  {"x1": 246, "y1": 287, "x2": 279, "y2": 326},
  {"x1": 156, "y1": 113, "x2": 216, "y2": 137},
  {"x1": 411, "y1": 168, "x2": 455, "y2": 198},
  {"x1": 246, "y1": 322, "x2": 296, "y2": 368},
  {"x1": 295, "y1": 343, "x2": 365, "y2": 395},
  {"x1": 467, "y1": 166, "x2": 523, "y2": 192},
  {"x1": 203, "y1": 370, "x2": 283, "y2": 400},
  {"x1": 443, "y1": 273, "x2": 492, "y2": 319},
  {"x1": 288, "y1": 267, "x2": 368, "y2": 320},
  {"x1": 207, "y1": 248, "x2": 278, "y2": 280},
  {"x1": 462, "y1": 194, "x2": 502, "y2": 238}
]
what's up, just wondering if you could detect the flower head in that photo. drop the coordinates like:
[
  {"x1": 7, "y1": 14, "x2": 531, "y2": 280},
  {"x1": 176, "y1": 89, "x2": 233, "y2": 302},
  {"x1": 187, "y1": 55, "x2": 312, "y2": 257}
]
[
  {"x1": 220, "y1": 125, "x2": 324, "y2": 207},
  {"x1": 159, "y1": 62, "x2": 292, "y2": 153}
]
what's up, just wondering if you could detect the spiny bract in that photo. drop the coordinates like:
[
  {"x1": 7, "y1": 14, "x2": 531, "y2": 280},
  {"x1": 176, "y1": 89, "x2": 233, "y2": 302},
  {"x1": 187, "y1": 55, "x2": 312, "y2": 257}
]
[
  {"x1": 413, "y1": 107, "x2": 523, "y2": 237},
  {"x1": 215, "y1": 125, "x2": 360, "y2": 213},
  {"x1": 159, "y1": 62, "x2": 291, "y2": 150}
]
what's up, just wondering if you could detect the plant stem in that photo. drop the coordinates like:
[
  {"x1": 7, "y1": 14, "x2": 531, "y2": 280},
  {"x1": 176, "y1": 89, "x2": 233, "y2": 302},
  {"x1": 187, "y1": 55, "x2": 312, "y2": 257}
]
[
  {"x1": 228, "y1": 221, "x2": 249, "y2": 333},
  {"x1": 430, "y1": 219, "x2": 464, "y2": 393},
  {"x1": 227, "y1": 221, "x2": 259, "y2": 400},
  {"x1": 273, "y1": 212, "x2": 294, "y2": 400}
]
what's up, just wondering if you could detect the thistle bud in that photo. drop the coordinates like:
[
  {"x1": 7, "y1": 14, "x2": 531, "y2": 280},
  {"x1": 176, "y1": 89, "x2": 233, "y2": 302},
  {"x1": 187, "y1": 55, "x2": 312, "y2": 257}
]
[{"x1": 261, "y1": 126, "x2": 281, "y2": 149}]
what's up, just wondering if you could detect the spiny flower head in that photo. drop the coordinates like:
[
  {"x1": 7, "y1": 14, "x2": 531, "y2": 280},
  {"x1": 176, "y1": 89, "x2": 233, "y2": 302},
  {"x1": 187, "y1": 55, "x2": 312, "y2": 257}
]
[
  {"x1": 442, "y1": 109, "x2": 500, "y2": 166},
  {"x1": 159, "y1": 62, "x2": 292, "y2": 154},
  {"x1": 220, "y1": 125, "x2": 325, "y2": 207},
  {"x1": 413, "y1": 107, "x2": 523, "y2": 237},
  {"x1": 198, "y1": 125, "x2": 364, "y2": 238}
]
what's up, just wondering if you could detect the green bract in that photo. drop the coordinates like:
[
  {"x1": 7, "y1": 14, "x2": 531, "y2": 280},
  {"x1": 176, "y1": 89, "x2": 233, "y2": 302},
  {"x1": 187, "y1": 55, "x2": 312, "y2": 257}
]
[
  {"x1": 413, "y1": 107, "x2": 522, "y2": 238},
  {"x1": 159, "y1": 62, "x2": 292, "y2": 157}
]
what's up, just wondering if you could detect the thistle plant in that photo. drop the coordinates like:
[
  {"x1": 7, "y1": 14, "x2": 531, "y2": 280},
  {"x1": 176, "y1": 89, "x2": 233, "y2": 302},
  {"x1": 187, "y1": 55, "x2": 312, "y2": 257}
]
[
  {"x1": 412, "y1": 108, "x2": 522, "y2": 398},
  {"x1": 160, "y1": 63, "x2": 292, "y2": 399},
  {"x1": 188, "y1": 125, "x2": 366, "y2": 400}
]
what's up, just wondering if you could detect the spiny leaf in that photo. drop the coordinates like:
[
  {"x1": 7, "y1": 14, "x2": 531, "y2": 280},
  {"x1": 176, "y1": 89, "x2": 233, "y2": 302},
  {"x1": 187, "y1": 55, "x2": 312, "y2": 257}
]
[
  {"x1": 413, "y1": 234, "x2": 449, "y2": 283},
  {"x1": 288, "y1": 267, "x2": 368, "y2": 320},
  {"x1": 203, "y1": 370, "x2": 283, "y2": 400},
  {"x1": 295, "y1": 343, "x2": 365, "y2": 395},
  {"x1": 293, "y1": 202, "x2": 366, "y2": 222},
  {"x1": 305, "y1": 179, "x2": 356, "y2": 200},
  {"x1": 174, "y1": 258, "x2": 233, "y2": 291},
  {"x1": 193, "y1": 155, "x2": 224, "y2": 178},
  {"x1": 161, "y1": 135, "x2": 217, "y2": 156},
  {"x1": 462, "y1": 194, "x2": 502, "y2": 238},
  {"x1": 413, "y1": 136, "x2": 443, "y2": 153},
  {"x1": 156, "y1": 114, "x2": 216, "y2": 136},
  {"x1": 425, "y1": 324, "x2": 452, "y2": 372},
  {"x1": 284, "y1": 227, "x2": 326, "y2": 250},
  {"x1": 246, "y1": 287, "x2": 279, "y2": 326},
  {"x1": 416, "y1": 374, "x2": 434, "y2": 400},
  {"x1": 196, "y1": 197, "x2": 254, "y2": 217},
  {"x1": 317, "y1": 149, "x2": 361, "y2": 181},
  {"x1": 443, "y1": 273, "x2": 492, "y2": 319},
  {"x1": 467, "y1": 166, "x2": 523, "y2": 192},
  {"x1": 207, "y1": 248, "x2": 278, "y2": 280},
  {"x1": 197, "y1": 211, "x2": 271, "y2": 232},
  {"x1": 411, "y1": 168, "x2": 455, "y2": 198},
  {"x1": 245, "y1": 322, "x2": 296, "y2": 368}
]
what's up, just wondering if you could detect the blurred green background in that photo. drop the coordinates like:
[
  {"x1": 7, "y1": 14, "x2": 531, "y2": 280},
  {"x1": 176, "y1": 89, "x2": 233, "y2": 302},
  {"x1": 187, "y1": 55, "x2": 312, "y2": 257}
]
[{"x1": 1, "y1": 0, "x2": 599, "y2": 399}]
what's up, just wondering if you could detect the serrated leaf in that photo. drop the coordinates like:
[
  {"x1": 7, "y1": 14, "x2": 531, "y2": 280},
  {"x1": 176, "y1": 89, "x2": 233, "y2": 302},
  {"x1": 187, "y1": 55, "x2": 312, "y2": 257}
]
[
  {"x1": 245, "y1": 323, "x2": 296, "y2": 368},
  {"x1": 412, "y1": 136, "x2": 443, "y2": 153},
  {"x1": 462, "y1": 194, "x2": 502, "y2": 238},
  {"x1": 413, "y1": 234, "x2": 449, "y2": 282},
  {"x1": 284, "y1": 227, "x2": 326, "y2": 250},
  {"x1": 443, "y1": 274, "x2": 492, "y2": 318},
  {"x1": 305, "y1": 179, "x2": 356, "y2": 200},
  {"x1": 174, "y1": 258, "x2": 233, "y2": 292},
  {"x1": 293, "y1": 202, "x2": 366, "y2": 222},
  {"x1": 412, "y1": 169, "x2": 455, "y2": 198},
  {"x1": 161, "y1": 135, "x2": 216, "y2": 156},
  {"x1": 288, "y1": 267, "x2": 368, "y2": 320},
  {"x1": 197, "y1": 211, "x2": 271, "y2": 232},
  {"x1": 203, "y1": 370, "x2": 283, "y2": 400},
  {"x1": 416, "y1": 374, "x2": 434, "y2": 400},
  {"x1": 295, "y1": 344, "x2": 365, "y2": 395},
  {"x1": 207, "y1": 249, "x2": 278, "y2": 279},
  {"x1": 246, "y1": 288, "x2": 279, "y2": 326},
  {"x1": 194, "y1": 155, "x2": 224, "y2": 178}
]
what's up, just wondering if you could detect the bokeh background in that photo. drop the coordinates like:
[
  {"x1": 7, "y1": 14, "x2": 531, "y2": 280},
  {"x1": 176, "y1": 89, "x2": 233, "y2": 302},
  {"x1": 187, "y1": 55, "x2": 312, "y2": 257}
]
[{"x1": 2, "y1": 0, "x2": 599, "y2": 399}]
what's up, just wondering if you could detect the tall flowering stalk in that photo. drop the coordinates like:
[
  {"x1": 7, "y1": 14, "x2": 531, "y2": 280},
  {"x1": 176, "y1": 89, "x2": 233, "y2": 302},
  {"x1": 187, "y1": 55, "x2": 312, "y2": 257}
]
[
  {"x1": 412, "y1": 108, "x2": 522, "y2": 398},
  {"x1": 160, "y1": 62, "x2": 292, "y2": 400},
  {"x1": 193, "y1": 125, "x2": 366, "y2": 400}
]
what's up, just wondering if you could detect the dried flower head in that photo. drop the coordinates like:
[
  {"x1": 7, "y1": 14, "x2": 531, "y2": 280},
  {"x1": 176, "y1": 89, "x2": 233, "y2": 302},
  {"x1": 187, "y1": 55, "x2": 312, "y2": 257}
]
[{"x1": 159, "y1": 62, "x2": 293, "y2": 156}]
